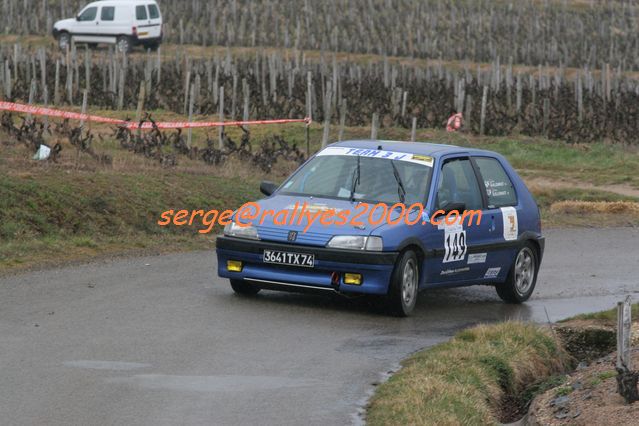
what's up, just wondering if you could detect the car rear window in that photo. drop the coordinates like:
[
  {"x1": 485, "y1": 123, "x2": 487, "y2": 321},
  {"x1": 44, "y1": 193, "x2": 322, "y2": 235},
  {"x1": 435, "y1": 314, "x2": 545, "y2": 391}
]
[
  {"x1": 148, "y1": 4, "x2": 160, "y2": 19},
  {"x1": 136, "y1": 5, "x2": 148, "y2": 20},
  {"x1": 101, "y1": 6, "x2": 115, "y2": 21},
  {"x1": 473, "y1": 157, "x2": 518, "y2": 208},
  {"x1": 78, "y1": 6, "x2": 97, "y2": 21}
]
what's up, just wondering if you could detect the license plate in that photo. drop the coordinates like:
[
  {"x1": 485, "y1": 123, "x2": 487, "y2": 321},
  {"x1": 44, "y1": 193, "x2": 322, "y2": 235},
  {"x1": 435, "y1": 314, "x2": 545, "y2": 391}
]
[{"x1": 263, "y1": 250, "x2": 315, "y2": 268}]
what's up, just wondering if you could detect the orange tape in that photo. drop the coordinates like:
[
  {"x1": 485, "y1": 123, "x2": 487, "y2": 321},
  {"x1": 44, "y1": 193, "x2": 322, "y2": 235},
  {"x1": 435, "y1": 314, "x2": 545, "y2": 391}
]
[{"x1": 0, "y1": 101, "x2": 311, "y2": 129}]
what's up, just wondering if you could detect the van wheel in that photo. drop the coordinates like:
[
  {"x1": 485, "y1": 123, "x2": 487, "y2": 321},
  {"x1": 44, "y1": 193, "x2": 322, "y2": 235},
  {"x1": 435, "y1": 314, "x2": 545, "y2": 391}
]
[
  {"x1": 58, "y1": 32, "x2": 71, "y2": 50},
  {"x1": 116, "y1": 36, "x2": 132, "y2": 53},
  {"x1": 230, "y1": 279, "x2": 260, "y2": 296},
  {"x1": 386, "y1": 250, "x2": 419, "y2": 317},
  {"x1": 496, "y1": 243, "x2": 538, "y2": 303}
]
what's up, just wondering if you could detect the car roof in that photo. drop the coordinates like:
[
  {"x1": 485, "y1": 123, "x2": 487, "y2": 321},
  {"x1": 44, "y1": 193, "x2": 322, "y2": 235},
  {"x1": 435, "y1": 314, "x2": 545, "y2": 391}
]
[{"x1": 329, "y1": 139, "x2": 497, "y2": 159}]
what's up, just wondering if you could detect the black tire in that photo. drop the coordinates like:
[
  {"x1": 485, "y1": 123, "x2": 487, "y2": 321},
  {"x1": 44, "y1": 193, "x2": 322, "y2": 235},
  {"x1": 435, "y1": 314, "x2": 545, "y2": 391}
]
[
  {"x1": 496, "y1": 242, "x2": 538, "y2": 303},
  {"x1": 57, "y1": 32, "x2": 71, "y2": 51},
  {"x1": 116, "y1": 36, "x2": 132, "y2": 53},
  {"x1": 230, "y1": 279, "x2": 260, "y2": 296},
  {"x1": 386, "y1": 250, "x2": 419, "y2": 317}
]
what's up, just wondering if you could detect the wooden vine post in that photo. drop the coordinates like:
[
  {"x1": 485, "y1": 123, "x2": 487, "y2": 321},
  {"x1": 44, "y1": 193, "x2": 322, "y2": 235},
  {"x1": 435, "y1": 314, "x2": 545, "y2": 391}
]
[{"x1": 616, "y1": 296, "x2": 638, "y2": 404}]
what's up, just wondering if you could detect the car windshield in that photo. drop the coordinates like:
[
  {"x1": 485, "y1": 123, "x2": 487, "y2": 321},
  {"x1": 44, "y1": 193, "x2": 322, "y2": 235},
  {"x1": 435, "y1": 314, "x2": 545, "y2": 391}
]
[
  {"x1": 279, "y1": 147, "x2": 433, "y2": 205},
  {"x1": 78, "y1": 6, "x2": 97, "y2": 21}
]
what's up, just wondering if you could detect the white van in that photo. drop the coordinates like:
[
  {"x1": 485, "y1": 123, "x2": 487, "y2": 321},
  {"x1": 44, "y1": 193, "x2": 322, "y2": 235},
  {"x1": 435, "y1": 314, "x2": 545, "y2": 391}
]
[{"x1": 52, "y1": 0, "x2": 163, "y2": 53}]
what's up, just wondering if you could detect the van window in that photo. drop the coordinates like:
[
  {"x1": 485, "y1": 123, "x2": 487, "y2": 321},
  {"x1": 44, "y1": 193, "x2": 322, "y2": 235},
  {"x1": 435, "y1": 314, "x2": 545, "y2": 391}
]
[
  {"x1": 100, "y1": 6, "x2": 115, "y2": 21},
  {"x1": 78, "y1": 6, "x2": 97, "y2": 21},
  {"x1": 136, "y1": 5, "x2": 148, "y2": 20},
  {"x1": 473, "y1": 157, "x2": 518, "y2": 208},
  {"x1": 148, "y1": 4, "x2": 160, "y2": 19}
]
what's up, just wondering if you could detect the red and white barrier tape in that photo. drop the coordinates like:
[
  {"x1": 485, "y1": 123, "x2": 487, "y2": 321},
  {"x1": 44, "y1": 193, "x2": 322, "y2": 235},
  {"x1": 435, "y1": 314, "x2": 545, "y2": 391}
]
[{"x1": 0, "y1": 101, "x2": 311, "y2": 129}]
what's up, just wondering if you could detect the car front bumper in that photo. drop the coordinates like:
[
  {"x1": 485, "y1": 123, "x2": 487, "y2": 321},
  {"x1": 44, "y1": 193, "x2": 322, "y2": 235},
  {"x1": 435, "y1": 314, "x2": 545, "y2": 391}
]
[{"x1": 216, "y1": 236, "x2": 398, "y2": 295}]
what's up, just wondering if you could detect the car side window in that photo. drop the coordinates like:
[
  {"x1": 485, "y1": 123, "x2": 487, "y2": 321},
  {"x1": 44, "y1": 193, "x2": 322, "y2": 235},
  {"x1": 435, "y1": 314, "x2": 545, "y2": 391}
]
[
  {"x1": 136, "y1": 5, "x2": 148, "y2": 20},
  {"x1": 473, "y1": 157, "x2": 518, "y2": 208},
  {"x1": 148, "y1": 4, "x2": 160, "y2": 19},
  {"x1": 435, "y1": 158, "x2": 483, "y2": 211},
  {"x1": 100, "y1": 6, "x2": 115, "y2": 21},
  {"x1": 78, "y1": 6, "x2": 97, "y2": 21}
]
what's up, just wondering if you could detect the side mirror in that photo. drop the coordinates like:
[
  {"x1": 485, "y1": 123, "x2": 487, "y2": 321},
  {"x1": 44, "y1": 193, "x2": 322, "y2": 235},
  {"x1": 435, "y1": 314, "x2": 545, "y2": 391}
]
[
  {"x1": 432, "y1": 202, "x2": 466, "y2": 221},
  {"x1": 260, "y1": 181, "x2": 278, "y2": 196},
  {"x1": 76, "y1": 15, "x2": 81, "y2": 21}
]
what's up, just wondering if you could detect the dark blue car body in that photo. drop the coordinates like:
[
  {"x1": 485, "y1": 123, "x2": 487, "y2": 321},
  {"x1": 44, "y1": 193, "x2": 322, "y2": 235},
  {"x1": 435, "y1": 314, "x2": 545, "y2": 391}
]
[{"x1": 216, "y1": 140, "x2": 544, "y2": 315}]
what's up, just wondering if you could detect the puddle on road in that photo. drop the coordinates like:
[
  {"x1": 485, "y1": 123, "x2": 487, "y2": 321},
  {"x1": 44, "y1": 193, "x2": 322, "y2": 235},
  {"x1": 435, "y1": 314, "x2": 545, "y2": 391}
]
[
  {"x1": 106, "y1": 374, "x2": 320, "y2": 393},
  {"x1": 64, "y1": 360, "x2": 152, "y2": 370},
  {"x1": 337, "y1": 335, "x2": 448, "y2": 361}
]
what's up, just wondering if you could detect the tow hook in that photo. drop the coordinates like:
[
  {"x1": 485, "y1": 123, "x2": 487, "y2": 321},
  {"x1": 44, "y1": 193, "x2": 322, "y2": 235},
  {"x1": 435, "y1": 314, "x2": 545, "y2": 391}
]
[{"x1": 330, "y1": 271, "x2": 340, "y2": 289}]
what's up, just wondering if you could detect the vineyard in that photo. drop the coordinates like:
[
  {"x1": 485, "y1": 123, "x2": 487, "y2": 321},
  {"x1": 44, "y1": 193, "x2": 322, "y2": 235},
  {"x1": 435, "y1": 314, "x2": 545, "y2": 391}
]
[
  {"x1": 1, "y1": 0, "x2": 639, "y2": 149},
  {"x1": 2, "y1": 42, "x2": 639, "y2": 146},
  {"x1": 3, "y1": 0, "x2": 639, "y2": 69},
  {"x1": 1, "y1": 110, "x2": 307, "y2": 171}
]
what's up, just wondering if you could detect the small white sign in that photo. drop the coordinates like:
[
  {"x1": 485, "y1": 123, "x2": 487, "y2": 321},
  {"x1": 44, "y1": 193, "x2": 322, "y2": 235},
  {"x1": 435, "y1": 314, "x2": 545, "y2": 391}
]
[
  {"x1": 501, "y1": 207, "x2": 518, "y2": 241},
  {"x1": 467, "y1": 253, "x2": 487, "y2": 264},
  {"x1": 484, "y1": 267, "x2": 501, "y2": 279}
]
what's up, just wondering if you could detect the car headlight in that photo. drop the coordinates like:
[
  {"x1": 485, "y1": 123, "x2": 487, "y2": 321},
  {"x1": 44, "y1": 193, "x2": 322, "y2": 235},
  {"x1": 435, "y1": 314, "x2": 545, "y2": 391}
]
[
  {"x1": 326, "y1": 236, "x2": 383, "y2": 251},
  {"x1": 223, "y1": 221, "x2": 260, "y2": 240}
]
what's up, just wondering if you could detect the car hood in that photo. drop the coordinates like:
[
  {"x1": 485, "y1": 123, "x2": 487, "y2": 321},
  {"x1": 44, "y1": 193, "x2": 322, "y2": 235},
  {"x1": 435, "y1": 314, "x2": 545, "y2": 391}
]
[
  {"x1": 247, "y1": 194, "x2": 386, "y2": 247},
  {"x1": 54, "y1": 18, "x2": 75, "y2": 29}
]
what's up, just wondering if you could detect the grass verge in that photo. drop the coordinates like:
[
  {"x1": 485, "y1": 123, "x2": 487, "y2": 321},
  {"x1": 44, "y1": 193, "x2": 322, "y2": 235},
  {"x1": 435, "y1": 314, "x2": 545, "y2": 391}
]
[
  {"x1": 559, "y1": 303, "x2": 639, "y2": 323},
  {"x1": 367, "y1": 303, "x2": 638, "y2": 425},
  {"x1": 0, "y1": 166, "x2": 260, "y2": 274},
  {"x1": 531, "y1": 187, "x2": 639, "y2": 228},
  {"x1": 366, "y1": 322, "x2": 571, "y2": 425}
]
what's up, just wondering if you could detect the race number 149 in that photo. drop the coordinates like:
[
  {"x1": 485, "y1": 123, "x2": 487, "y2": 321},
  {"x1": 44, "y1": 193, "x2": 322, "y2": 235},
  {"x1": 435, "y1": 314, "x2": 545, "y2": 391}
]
[{"x1": 444, "y1": 230, "x2": 467, "y2": 263}]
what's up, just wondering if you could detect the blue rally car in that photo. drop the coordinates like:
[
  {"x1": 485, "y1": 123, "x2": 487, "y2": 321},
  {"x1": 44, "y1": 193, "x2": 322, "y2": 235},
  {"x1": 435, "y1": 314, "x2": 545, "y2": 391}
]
[{"x1": 216, "y1": 140, "x2": 544, "y2": 316}]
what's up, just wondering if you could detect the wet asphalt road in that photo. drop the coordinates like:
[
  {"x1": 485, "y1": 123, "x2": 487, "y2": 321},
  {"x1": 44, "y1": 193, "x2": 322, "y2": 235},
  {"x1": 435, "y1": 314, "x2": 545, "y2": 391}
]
[{"x1": 1, "y1": 228, "x2": 638, "y2": 426}]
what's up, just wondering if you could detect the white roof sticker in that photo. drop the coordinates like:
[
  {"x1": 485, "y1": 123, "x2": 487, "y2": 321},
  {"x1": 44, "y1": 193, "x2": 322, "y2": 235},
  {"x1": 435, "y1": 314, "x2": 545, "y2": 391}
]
[{"x1": 317, "y1": 146, "x2": 433, "y2": 167}]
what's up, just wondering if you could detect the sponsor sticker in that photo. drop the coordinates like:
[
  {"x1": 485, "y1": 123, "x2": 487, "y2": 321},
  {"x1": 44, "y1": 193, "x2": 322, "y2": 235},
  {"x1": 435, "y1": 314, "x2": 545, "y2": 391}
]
[
  {"x1": 484, "y1": 267, "x2": 501, "y2": 279},
  {"x1": 440, "y1": 266, "x2": 470, "y2": 276},
  {"x1": 467, "y1": 253, "x2": 487, "y2": 264},
  {"x1": 501, "y1": 207, "x2": 518, "y2": 241},
  {"x1": 437, "y1": 221, "x2": 463, "y2": 231},
  {"x1": 316, "y1": 146, "x2": 433, "y2": 167},
  {"x1": 411, "y1": 154, "x2": 434, "y2": 166}
]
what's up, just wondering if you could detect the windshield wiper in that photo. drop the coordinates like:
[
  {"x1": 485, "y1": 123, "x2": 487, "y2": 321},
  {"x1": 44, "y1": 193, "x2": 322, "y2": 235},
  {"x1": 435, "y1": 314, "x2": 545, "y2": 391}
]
[
  {"x1": 350, "y1": 155, "x2": 361, "y2": 202},
  {"x1": 390, "y1": 160, "x2": 406, "y2": 203}
]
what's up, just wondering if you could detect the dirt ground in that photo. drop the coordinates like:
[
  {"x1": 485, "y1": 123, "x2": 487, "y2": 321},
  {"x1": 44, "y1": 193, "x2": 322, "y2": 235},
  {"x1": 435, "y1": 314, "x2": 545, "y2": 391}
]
[{"x1": 528, "y1": 349, "x2": 639, "y2": 425}]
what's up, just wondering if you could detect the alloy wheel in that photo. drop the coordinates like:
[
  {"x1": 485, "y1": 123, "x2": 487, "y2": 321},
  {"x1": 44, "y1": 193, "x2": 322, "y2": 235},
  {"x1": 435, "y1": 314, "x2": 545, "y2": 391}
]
[
  {"x1": 514, "y1": 247, "x2": 535, "y2": 296},
  {"x1": 401, "y1": 258, "x2": 417, "y2": 307}
]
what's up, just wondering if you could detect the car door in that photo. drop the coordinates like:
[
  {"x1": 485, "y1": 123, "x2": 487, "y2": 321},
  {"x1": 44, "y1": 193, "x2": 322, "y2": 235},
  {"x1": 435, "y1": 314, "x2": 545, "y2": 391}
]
[
  {"x1": 423, "y1": 156, "x2": 485, "y2": 285},
  {"x1": 135, "y1": 4, "x2": 161, "y2": 41},
  {"x1": 72, "y1": 5, "x2": 99, "y2": 43},
  {"x1": 144, "y1": 3, "x2": 163, "y2": 39},
  {"x1": 97, "y1": 5, "x2": 118, "y2": 41},
  {"x1": 470, "y1": 155, "x2": 521, "y2": 282}
]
